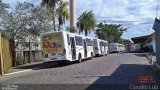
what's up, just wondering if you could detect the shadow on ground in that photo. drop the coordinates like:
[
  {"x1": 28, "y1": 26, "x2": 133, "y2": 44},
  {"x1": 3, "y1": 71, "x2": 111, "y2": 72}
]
[
  {"x1": 134, "y1": 53, "x2": 148, "y2": 57},
  {"x1": 13, "y1": 64, "x2": 159, "y2": 90},
  {"x1": 85, "y1": 64, "x2": 158, "y2": 90},
  {"x1": 10, "y1": 58, "x2": 95, "y2": 71},
  {"x1": 134, "y1": 53, "x2": 156, "y2": 64},
  {"x1": 11, "y1": 61, "x2": 75, "y2": 70}
]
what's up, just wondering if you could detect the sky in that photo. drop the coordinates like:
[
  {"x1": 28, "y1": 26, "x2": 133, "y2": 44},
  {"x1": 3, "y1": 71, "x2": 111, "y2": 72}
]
[{"x1": 2, "y1": 0, "x2": 158, "y2": 40}]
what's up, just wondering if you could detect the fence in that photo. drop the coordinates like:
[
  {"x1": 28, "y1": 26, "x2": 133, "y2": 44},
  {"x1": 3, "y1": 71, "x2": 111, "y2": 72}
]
[
  {"x1": 16, "y1": 50, "x2": 43, "y2": 66},
  {"x1": 0, "y1": 33, "x2": 12, "y2": 76}
]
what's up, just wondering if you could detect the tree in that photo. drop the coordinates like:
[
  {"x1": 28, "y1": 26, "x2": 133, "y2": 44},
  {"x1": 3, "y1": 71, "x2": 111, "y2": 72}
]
[
  {"x1": 41, "y1": 0, "x2": 61, "y2": 31},
  {"x1": 95, "y1": 23, "x2": 128, "y2": 43},
  {"x1": 56, "y1": 0, "x2": 69, "y2": 31},
  {"x1": 31, "y1": 6, "x2": 53, "y2": 34},
  {"x1": 0, "y1": 0, "x2": 9, "y2": 29},
  {"x1": 77, "y1": 10, "x2": 96, "y2": 36},
  {"x1": 27, "y1": 5, "x2": 53, "y2": 63},
  {"x1": 0, "y1": 0, "x2": 56, "y2": 66},
  {"x1": 1, "y1": 2, "x2": 35, "y2": 66},
  {"x1": 1, "y1": 1, "x2": 53, "y2": 66},
  {"x1": 4, "y1": 2, "x2": 33, "y2": 66},
  {"x1": 0, "y1": 0, "x2": 9, "y2": 15},
  {"x1": 66, "y1": 26, "x2": 76, "y2": 33}
]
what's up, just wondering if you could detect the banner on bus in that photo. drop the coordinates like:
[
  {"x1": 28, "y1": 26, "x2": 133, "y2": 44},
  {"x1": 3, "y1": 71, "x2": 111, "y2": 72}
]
[{"x1": 42, "y1": 33, "x2": 63, "y2": 54}]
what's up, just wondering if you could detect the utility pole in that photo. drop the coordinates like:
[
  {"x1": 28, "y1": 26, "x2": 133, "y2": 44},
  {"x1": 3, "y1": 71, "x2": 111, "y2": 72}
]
[
  {"x1": 70, "y1": 0, "x2": 76, "y2": 29},
  {"x1": 147, "y1": 29, "x2": 149, "y2": 35}
]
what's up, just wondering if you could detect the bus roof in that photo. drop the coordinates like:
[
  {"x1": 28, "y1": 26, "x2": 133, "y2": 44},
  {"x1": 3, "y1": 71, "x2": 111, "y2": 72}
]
[
  {"x1": 110, "y1": 43, "x2": 119, "y2": 45},
  {"x1": 42, "y1": 31, "x2": 93, "y2": 39},
  {"x1": 94, "y1": 38, "x2": 108, "y2": 43}
]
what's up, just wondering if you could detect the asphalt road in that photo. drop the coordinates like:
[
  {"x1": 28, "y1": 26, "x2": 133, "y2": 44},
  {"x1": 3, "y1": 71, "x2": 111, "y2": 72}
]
[{"x1": 0, "y1": 53, "x2": 158, "y2": 90}]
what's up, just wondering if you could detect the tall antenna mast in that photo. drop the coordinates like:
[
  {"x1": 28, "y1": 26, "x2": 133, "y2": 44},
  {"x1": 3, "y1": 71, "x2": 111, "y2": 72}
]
[{"x1": 156, "y1": 0, "x2": 160, "y2": 17}]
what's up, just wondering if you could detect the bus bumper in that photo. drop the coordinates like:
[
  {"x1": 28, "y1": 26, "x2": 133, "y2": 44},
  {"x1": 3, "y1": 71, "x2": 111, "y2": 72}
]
[{"x1": 43, "y1": 56, "x2": 67, "y2": 62}]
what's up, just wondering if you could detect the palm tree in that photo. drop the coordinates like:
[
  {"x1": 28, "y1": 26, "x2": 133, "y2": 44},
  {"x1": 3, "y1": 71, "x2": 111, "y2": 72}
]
[
  {"x1": 57, "y1": 1, "x2": 69, "y2": 31},
  {"x1": 41, "y1": 0, "x2": 60, "y2": 31},
  {"x1": 77, "y1": 10, "x2": 96, "y2": 36}
]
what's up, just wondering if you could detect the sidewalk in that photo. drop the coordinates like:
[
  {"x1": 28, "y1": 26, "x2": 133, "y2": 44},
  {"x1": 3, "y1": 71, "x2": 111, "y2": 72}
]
[
  {"x1": 5, "y1": 60, "x2": 65, "y2": 76},
  {"x1": 6, "y1": 62, "x2": 44, "y2": 76},
  {"x1": 145, "y1": 53, "x2": 160, "y2": 82}
]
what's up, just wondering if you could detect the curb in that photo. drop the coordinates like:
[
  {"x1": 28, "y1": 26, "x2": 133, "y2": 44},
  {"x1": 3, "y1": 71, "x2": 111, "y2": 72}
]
[{"x1": 5, "y1": 69, "x2": 32, "y2": 76}]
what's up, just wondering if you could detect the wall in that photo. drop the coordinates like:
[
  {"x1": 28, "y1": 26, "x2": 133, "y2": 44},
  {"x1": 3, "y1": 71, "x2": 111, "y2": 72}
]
[
  {"x1": 151, "y1": 33, "x2": 156, "y2": 53},
  {"x1": 152, "y1": 40, "x2": 156, "y2": 53}
]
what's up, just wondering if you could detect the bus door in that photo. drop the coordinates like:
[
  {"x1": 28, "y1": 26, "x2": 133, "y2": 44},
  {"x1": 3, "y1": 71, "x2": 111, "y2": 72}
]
[
  {"x1": 70, "y1": 37, "x2": 76, "y2": 60},
  {"x1": 83, "y1": 39, "x2": 87, "y2": 57},
  {"x1": 104, "y1": 42, "x2": 106, "y2": 54},
  {"x1": 100, "y1": 41, "x2": 102, "y2": 54}
]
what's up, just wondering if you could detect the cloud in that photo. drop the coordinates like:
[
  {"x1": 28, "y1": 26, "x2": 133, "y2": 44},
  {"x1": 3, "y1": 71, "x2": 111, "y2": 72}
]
[
  {"x1": 2, "y1": 0, "x2": 41, "y2": 6},
  {"x1": 2, "y1": 0, "x2": 158, "y2": 39}
]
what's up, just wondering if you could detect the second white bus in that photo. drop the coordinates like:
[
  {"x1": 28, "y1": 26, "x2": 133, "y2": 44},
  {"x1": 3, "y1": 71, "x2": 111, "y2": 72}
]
[
  {"x1": 131, "y1": 44, "x2": 141, "y2": 52},
  {"x1": 109, "y1": 43, "x2": 120, "y2": 53},
  {"x1": 93, "y1": 39, "x2": 109, "y2": 56},
  {"x1": 118, "y1": 44, "x2": 126, "y2": 52},
  {"x1": 109, "y1": 43, "x2": 125, "y2": 53}
]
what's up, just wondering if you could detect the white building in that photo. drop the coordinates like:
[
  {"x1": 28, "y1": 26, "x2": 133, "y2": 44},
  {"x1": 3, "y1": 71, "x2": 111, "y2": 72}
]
[{"x1": 15, "y1": 36, "x2": 42, "y2": 65}]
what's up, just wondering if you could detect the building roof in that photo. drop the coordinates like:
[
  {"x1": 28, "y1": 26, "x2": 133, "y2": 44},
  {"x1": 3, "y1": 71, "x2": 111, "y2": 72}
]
[{"x1": 131, "y1": 35, "x2": 150, "y2": 44}]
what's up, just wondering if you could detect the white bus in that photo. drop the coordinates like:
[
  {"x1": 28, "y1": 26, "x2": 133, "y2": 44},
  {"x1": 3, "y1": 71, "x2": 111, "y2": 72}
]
[
  {"x1": 93, "y1": 39, "x2": 108, "y2": 56},
  {"x1": 41, "y1": 31, "x2": 94, "y2": 64},
  {"x1": 131, "y1": 44, "x2": 141, "y2": 52},
  {"x1": 109, "y1": 43, "x2": 120, "y2": 53},
  {"x1": 118, "y1": 44, "x2": 126, "y2": 52},
  {"x1": 85, "y1": 37, "x2": 94, "y2": 58},
  {"x1": 109, "y1": 43, "x2": 126, "y2": 53},
  {"x1": 99, "y1": 40, "x2": 108, "y2": 55},
  {"x1": 101, "y1": 40, "x2": 109, "y2": 55}
]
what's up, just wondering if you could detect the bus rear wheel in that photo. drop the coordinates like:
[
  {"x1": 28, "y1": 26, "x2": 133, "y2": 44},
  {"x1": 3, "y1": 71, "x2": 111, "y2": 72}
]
[
  {"x1": 90, "y1": 52, "x2": 93, "y2": 59},
  {"x1": 78, "y1": 54, "x2": 82, "y2": 63}
]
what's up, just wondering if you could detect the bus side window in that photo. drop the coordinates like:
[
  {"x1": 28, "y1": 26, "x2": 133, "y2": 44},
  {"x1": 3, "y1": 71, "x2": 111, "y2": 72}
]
[
  {"x1": 105, "y1": 42, "x2": 107, "y2": 46},
  {"x1": 75, "y1": 36, "x2": 83, "y2": 46},
  {"x1": 102, "y1": 42, "x2": 104, "y2": 46},
  {"x1": 67, "y1": 34, "x2": 70, "y2": 45},
  {"x1": 86, "y1": 38, "x2": 92, "y2": 46},
  {"x1": 91, "y1": 40, "x2": 93, "y2": 46}
]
